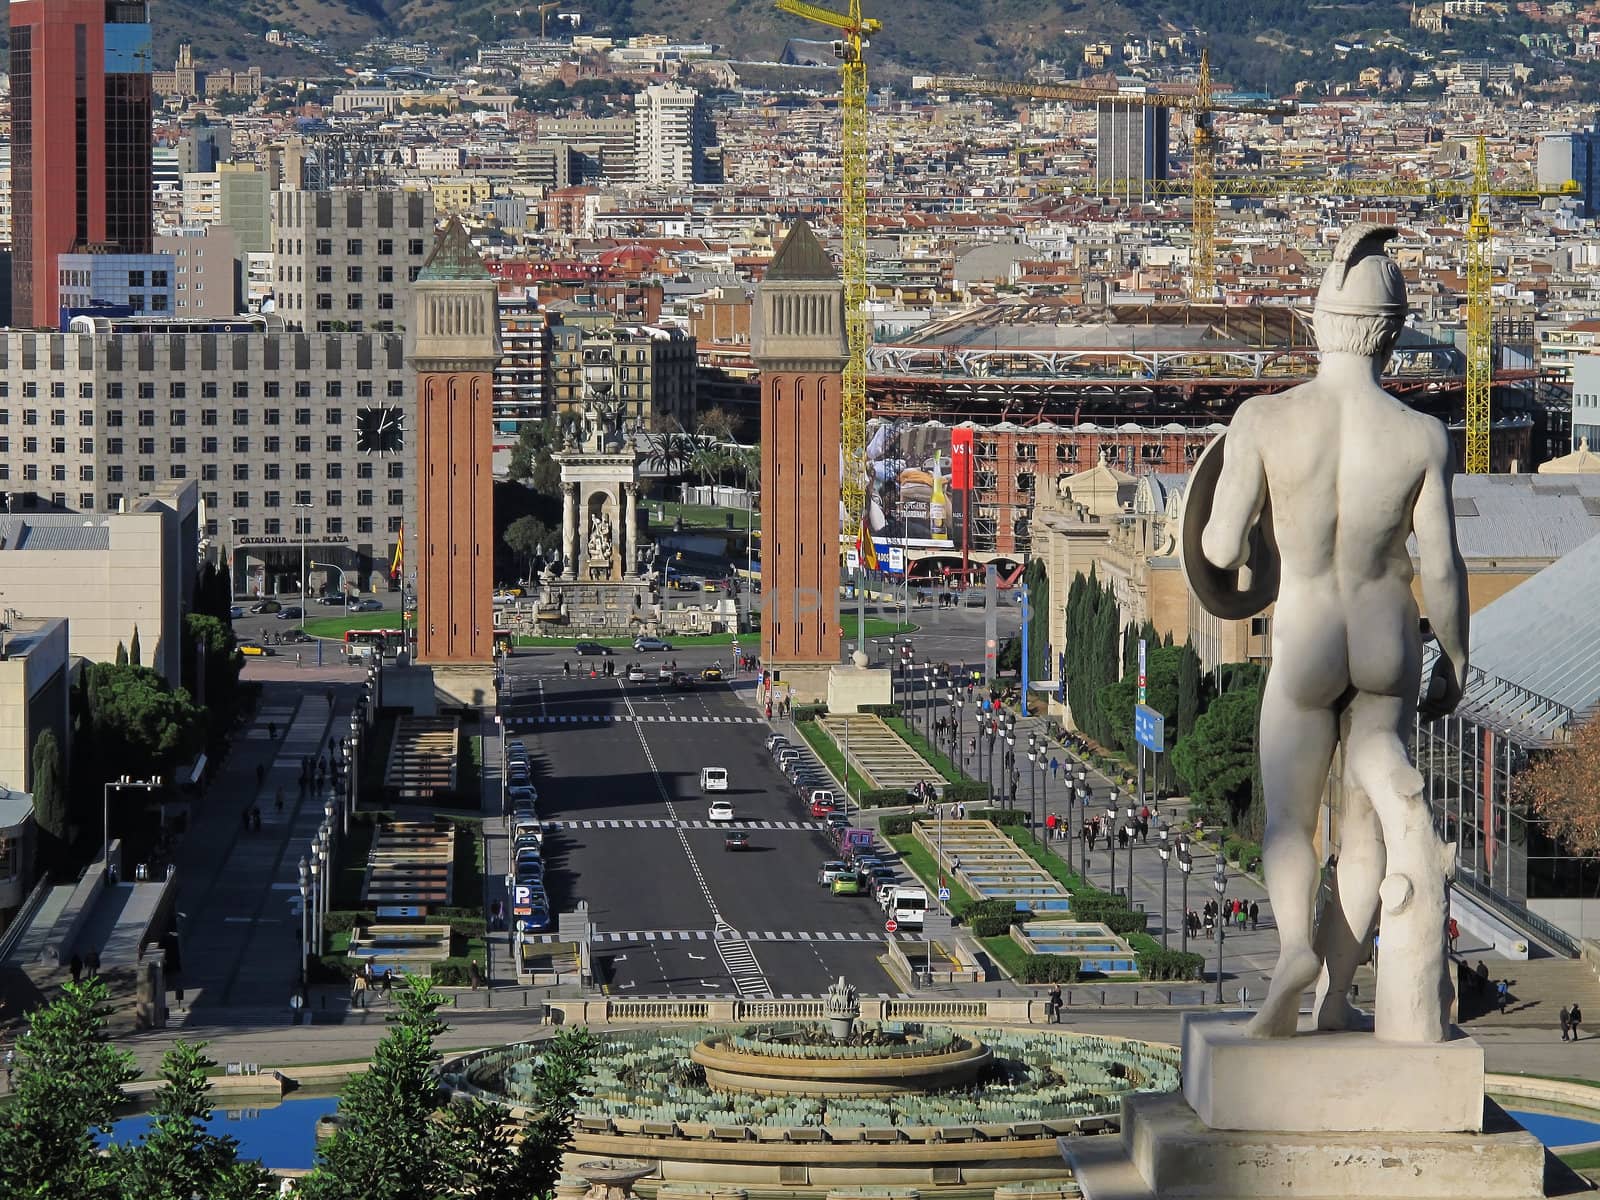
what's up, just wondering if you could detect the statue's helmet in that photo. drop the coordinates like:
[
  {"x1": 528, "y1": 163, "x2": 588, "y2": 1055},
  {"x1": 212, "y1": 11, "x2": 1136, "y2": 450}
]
[{"x1": 1313, "y1": 222, "x2": 1408, "y2": 319}]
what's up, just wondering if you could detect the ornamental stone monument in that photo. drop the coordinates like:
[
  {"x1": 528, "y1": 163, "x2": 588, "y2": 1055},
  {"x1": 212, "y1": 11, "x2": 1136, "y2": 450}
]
[{"x1": 1067, "y1": 225, "x2": 1550, "y2": 1198}]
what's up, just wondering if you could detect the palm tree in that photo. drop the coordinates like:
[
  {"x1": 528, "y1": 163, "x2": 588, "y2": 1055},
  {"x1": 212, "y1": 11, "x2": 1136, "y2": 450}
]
[{"x1": 643, "y1": 425, "x2": 696, "y2": 482}]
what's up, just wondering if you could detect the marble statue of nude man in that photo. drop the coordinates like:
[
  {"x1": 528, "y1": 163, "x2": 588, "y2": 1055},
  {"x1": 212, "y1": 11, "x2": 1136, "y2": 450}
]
[{"x1": 1184, "y1": 223, "x2": 1470, "y2": 1043}]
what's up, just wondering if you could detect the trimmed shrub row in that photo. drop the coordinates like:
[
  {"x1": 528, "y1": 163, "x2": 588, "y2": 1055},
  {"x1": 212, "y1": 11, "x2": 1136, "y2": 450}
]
[
  {"x1": 1224, "y1": 837, "x2": 1263, "y2": 872},
  {"x1": 860, "y1": 788, "x2": 909, "y2": 808},
  {"x1": 1017, "y1": 955, "x2": 1081, "y2": 984},
  {"x1": 1138, "y1": 948, "x2": 1206, "y2": 981},
  {"x1": 793, "y1": 703, "x2": 828, "y2": 723}
]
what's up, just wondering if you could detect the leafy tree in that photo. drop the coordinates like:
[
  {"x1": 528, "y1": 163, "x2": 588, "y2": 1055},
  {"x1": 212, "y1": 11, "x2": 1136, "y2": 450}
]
[
  {"x1": 1520, "y1": 714, "x2": 1600, "y2": 856},
  {"x1": 503, "y1": 515, "x2": 554, "y2": 582},
  {"x1": 1177, "y1": 641, "x2": 1203, "y2": 739},
  {"x1": 30, "y1": 729, "x2": 67, "y2": 868},
  {"x1": 1172, "y1": 684, "x2": 1262, "y2": 829},
  {"x1": 1021, "y1": 558, "x2": 1049, "y2": 689},
  {"x1": 113, "y1": 1041, "x2": 271, "y2": 1200},
  {"x1": 184, "y1": 613, "x2": 242, "y2": 720},
  {"x1": 298, "y1": 976, "x2": 451, "y2": 1200},
  {"x1": 129, "y1": 627, "x2": 142, "y2": 668},
  {"x1": 436, "y1": 1028, "x2": 599, "y2": 1200},
  {"x1": 506, "y1": 417, "x2": 567, "y2": 499},
  {"x1": 0, "y1": 978, "x2": 138, "y2": 1199},
  {"x1": 643, "y1": 424, "x2": 696, "y2": 480},
  {"x1": 695, "y1": 406, "x2": 738, "y2": 444}
]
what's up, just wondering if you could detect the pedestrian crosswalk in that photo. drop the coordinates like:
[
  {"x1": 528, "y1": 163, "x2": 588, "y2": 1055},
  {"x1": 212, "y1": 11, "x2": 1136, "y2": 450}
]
[
  {"x1": 508, "y1": 713, "x2": 760, "y2": 727},
  {"x1": 550, "y1": 818, "x2": 823, "y2": 831},
  {"x1": 526, "y1": 928, "x2": 889, "y2": 944}
]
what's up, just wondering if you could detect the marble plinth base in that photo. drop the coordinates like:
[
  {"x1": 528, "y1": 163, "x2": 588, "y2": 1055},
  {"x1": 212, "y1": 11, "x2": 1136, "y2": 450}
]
[
  {"x1": 826, "y1": 662, "x2": 893, "y2": 713},
  {"x1": 767, "y1": 662, "x2": 835, "y2": 706},
  {"x1": 420, "y1": 663, "x2": 499, "y2": 710},
  {"x1": 1181, "y1": 1012, "x2": 1484, "y2": 1133},
  {"x1": 1065, "y1": 1091, "x2": 1547, "y2": 1200}
]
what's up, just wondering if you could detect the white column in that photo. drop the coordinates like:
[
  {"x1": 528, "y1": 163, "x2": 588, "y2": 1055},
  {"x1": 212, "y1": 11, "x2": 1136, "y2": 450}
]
[
  {"x1": 562, "y1": 484, "x2": 577, "y2": 579},
  {"x1": 625, "y1": 482, "x2": 639, "y2": 576}
]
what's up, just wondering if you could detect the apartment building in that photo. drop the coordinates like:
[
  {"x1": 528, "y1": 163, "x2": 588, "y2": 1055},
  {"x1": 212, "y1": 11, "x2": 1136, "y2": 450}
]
[
  {"x1": 269, "y1": 189, "x2": 436, "y2": 332},
  {"x1": 495, "y1": 288, "x2": 547, "y2": 441},
  {"x1": 155, "y1": 226, "x2": 240, "y2": 318},
  {"x1": 544, "y1": 305, "x2": 697, "y2": 430},
  {"x1": 0, "y1": 316, "x2": 414, "y2": 597},
  {"x1": 634, "y1": 83, "x2": 718, "y2": 187}
]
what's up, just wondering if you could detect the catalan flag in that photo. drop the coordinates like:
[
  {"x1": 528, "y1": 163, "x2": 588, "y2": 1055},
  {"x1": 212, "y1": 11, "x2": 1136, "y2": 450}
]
[
  {"x1": 391, "y1": 526, "x2": 404, "y2": 579},
  {"x1": 858, "y1": 515, "x2": 879, "y2": 573}
]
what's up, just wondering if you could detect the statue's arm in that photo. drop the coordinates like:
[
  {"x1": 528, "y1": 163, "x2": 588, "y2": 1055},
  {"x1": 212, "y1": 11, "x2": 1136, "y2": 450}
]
[
  {"x1": 1413, "y1": 422, "x2": 1470, "y2": 717},
  {"x1": 1201, "y1": 409, "x2": 1267, "y2": 571}
]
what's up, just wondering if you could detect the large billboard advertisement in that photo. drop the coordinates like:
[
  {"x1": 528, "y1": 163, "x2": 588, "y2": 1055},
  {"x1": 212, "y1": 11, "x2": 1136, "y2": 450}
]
[{"x1": 863, "y1": 420, "x2": 969, "y2": 551}]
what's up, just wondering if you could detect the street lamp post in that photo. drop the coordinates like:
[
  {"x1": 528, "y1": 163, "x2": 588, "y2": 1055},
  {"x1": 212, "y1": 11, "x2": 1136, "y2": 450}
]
[
  {"x1": 1106, "y1": 802, "x2": 1118, "y2": 893},
  {"x1": 1157, "y1": 823, "x2": 1171, "y2": 949},
  {"x1": 1125, "y1": 804, "x2": 1137, "y2": 900},
  {"x1": 1026, "y1": 734, "x2": 1037, "y2": 832},
  {"x1": 1213, "y1": 858, "x2": 1228, "y2": 1004},
  {"x1": 298, "y1": 856, "x2": 310, "y2": 985},
  {"x1": 312, "y1": 560, "x2": 351, "y2": 601},
  {"x1": 293, "y1": 502, "x2": 314, "y2": 630},
  {"x1": 309, "y1": 849, "x2": 321, "y2": 960},
  {"x1": 1178, "y1": 841, "x2": 1193, "y2": 954},
  {"x1": 1064, "y1": 781, "x2": 1075, "y2": 873}
]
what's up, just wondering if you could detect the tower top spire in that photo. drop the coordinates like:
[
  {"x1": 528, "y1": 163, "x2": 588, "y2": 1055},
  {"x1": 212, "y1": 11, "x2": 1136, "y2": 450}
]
[{"x1": 418, "y1": 215, "x2": 490, "y2": 282}]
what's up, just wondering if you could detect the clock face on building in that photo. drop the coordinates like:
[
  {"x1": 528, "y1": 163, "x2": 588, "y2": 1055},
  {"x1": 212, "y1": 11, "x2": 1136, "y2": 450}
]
[{"x1": 356, "y1": 406, "x2": 405, "y2": 456}]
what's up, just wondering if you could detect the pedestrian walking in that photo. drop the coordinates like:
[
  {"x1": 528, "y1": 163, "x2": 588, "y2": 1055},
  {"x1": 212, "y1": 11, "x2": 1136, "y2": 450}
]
[
  {"x1": 352, "y1": 974, "x2": 367, "y2": 1010},
  {"x1": 274, "y1": 787, "x2": 285, "y2": 815},
  {"x1": 1475, "y1": 959, "x2": 1490, "y2": 995},
  {"x1": 3, "y1": 1047, "x2": 13, "y2": 1088},
  {"x1": 1496, "y1": 979, "x2": 1510, "y2": 1015},
  {"x1": 1562, "y1": 1005, "x2": 1572, "y2": 1041},
  {"x1": 86, "y1": 949, "x2": 100, "y2": 976},
  {"x1": 268, "y1": 721, "x2": 277, "y2": 739},
  {"x1": 251, "y1": 807, "x2": 262, "y2": 832},
  {"x1": 1048, "y1": 984, "x2": 1063, "y2": 1023},
  {"x1": 1447, "y1": 917, "x2": 1459, "y2": 954},
  {"x1": 69, "y1": 954, "x2": 83, "y2": 984},
  {"x1": 1572, "y1": 1003, "x2": 1584, "y2": 1040},
  {"x1": 1249, "y1": 901, "x2": 1259, "y2": 930},
  {"x1": 241, "y1": 807, "x2": 251, "y2": 832}
]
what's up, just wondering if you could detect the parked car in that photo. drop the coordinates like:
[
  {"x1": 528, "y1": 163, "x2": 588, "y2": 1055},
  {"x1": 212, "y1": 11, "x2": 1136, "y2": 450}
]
[
  {"x1": 625, "y1": 663, "x2": 649, "y2": 682},
  {"x1": 765, "y1": 733, "x2": 791, "y2": 752},
  {"x1": 723, "y1": 831, "x2": 751, "y2": 851},
  {"x1": 275, "y1": 607, "x2": 304, "y2": 621},
  {"x1": 349, "y1": 598, "x2": 383, "y2": 612},
  {"x1": 238, "y1": 643, "x2": 273, "y2": 657},
  {"x1": 228, "y1": 605, "x2": 245, "y2": 620},
  {"x1": 573, "y1": 641, "x2": 612, "y2": 656},
  {"x1": 249, "y1": 599, "x2": 282, "y2": 615},
  {"x1": 807, "y1": 790, "x2": 839, "y2": 816},
  {"x1": 707, "y1": 800, "x2": 735, "y2": 822},
  {"x1": 319, "y1": 594, "x2": 347, "y2": 606},
  {"x1": 817, "y1": 861, "x2": 851, "y2": 886},
  {"x1": 825, "y1": 813, "x2": 851, "y2": 832},
  {"x1": 633, "y1": 636, "x2": 672, "y2": 652},
  {"x1": 279, "y1": 629, "x2": 313, "y2": 644},
  {"x1": 830, "y1": 873, "x2": 864, "y2": 896}
]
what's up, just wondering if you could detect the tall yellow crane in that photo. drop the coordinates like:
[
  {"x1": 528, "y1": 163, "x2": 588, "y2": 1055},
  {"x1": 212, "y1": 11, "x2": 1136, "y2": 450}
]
[
  {"x1": 931, "y1": 51, "x2": 1293, "y2": 300},
  {"x1": 775, "y1": 0, "x2": 879, "y2": 529},
  {"x1": 537, "y1": 3, "x2": 561, "y2": 38}
]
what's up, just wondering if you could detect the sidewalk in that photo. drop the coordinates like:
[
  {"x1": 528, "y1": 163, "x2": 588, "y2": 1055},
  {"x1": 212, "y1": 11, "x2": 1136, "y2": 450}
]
[{"x1": 168, "y1": 684, "x2": 342, "y2": 1018}]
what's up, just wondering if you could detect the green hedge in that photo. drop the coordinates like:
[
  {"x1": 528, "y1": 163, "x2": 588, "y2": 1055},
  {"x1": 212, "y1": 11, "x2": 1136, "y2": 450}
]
[
  {"x1": 430, "y1": 958, "x2": 484, "y2": 986},
  {"x1": 967, "y1": 807, "x2": 1028, "y2": 826},
  {"x1": 1017, "y1": 955, "x2": 1081, "y2": 984},
  {"x1": 793, "y1": 703, "x2": 828, "y2": 723},
  {"x1": 1224, "y1": 837, "x2": 1263, "y2": 872},
  {"x1": 858, "y1": 704, "x2": 898, "y2": 718},
  {"x1": 860, "y1": 787, "x2": 909, "y2": 808},
  {"x1": 881, "y1": 814, "x2": 917, "y2": 836},
  {"x1": 942, "y1": 780, "x2": 991, "y2": 805},
  {"x1": 971, "y1": 915, "x2": 1018, "y2": 937},
  {"x1": 1138, "y1": 947, "x2": 1206, "y2": 981}
]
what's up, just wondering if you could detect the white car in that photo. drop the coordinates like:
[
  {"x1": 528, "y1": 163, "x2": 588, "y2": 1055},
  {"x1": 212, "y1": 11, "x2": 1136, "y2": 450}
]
[
  {"x1": 626, "y1": 663, "x2": 649, "y2": 682},
  {"x1": 708, "y1": 800, "x2": 735, "y2": 822},
  {"x1": 701, "y1": 766, "x2": 728, "y2": 792}
]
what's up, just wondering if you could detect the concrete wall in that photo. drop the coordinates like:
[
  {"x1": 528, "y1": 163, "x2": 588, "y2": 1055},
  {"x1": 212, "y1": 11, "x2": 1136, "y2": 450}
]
[{"x1": 0, "y1": 620, "x2": 69, "y2": 790}]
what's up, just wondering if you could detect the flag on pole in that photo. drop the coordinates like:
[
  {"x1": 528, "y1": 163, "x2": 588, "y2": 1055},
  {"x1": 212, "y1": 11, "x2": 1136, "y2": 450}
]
[
  {"x1": 391, "y1": 526, "x2": 404, "y2": 579},
  {"x1": 858, "y1": 515, "x2": 879, "y2": 573}
]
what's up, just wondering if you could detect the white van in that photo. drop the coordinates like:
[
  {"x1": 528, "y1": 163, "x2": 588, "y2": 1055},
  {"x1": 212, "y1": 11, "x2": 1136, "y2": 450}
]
[{"x1": 700, "y1": 766, "x2": 729, "y2": 792}]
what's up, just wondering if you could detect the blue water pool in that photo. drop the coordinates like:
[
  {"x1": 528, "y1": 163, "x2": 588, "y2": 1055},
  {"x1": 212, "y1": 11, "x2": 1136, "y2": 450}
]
[
  {"x1": 105, "y1": 1095, "x2": 337, "y2": 1169},
  {"x1": 1509, "y1": 1109, "x2": 1600, "y2": 1148}
]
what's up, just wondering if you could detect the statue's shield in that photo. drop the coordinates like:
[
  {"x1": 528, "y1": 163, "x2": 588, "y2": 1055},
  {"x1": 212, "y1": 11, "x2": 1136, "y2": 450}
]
[{"x1": 1180, "y1": 432, "x2": 1281, "y2": 620}]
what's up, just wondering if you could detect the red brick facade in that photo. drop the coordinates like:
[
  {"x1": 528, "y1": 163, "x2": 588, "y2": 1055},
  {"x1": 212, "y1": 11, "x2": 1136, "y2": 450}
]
[{"x1": 416, "y1": 369, "x2": 495, "y2": 664}]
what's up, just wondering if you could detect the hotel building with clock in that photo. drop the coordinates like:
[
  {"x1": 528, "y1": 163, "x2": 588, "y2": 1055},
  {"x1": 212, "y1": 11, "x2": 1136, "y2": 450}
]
[{"x1": 0, "y1": 312, "x2": 417, "y2": 599}]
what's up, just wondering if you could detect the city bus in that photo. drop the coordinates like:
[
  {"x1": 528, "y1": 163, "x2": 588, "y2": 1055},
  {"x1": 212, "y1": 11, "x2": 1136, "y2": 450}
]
[{"x1": 344, "y1": 629, "x2": 408, "y2": 659}]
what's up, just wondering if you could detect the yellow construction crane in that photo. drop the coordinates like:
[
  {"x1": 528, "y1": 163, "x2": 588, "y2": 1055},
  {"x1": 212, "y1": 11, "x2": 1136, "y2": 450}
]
[
  {"x1": 931, "y1": 51, "x2": 1292, "y2": 300},
  {"x1": 537, "y1": 2, "x2": 561, "y2": 38},
  {"x1": 775, "y1": 0, "x2": 879, "y2": 529}
]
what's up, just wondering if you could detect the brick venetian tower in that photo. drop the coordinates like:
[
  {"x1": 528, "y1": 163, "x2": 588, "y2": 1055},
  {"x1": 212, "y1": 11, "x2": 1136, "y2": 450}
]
[
  {"x1": 753, "y1": 220, "x2": 848, "y2": 702},
  {"x1": 409, "y1": 217, "x2": 500, "y2": 680}
]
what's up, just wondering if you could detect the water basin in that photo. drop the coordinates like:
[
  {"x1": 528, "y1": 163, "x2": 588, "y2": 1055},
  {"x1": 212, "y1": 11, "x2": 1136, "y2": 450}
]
[
  {"x1": 1508, "y1": 1110, "x2": 1600, "y2": 1148},
  {"x1": 104, "y1": 1095, "x2": 337, "y2": 1170}
]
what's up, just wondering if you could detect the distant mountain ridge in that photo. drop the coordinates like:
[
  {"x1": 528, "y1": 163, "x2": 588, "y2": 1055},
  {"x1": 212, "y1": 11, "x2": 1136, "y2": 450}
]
[{"x1": 141, "y1": 0, "x2": 1559, "y2": 96}]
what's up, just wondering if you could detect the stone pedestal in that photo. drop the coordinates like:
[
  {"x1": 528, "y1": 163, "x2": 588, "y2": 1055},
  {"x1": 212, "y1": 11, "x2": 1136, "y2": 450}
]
[
  {"x1": 1066, "y1": 1013, "x2": 1550, "y2": 1200},
  {"x1": 1182, "y1": 1012, "x2": 1484, "y2": 1133},
  {"x1": 826, "y1": 662, "x2": 893, "y2": 713}
]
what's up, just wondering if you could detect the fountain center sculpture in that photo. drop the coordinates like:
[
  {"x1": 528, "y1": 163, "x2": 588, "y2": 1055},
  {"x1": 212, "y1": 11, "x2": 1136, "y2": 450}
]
[{"x1": 1182, "y1": 222, "x2": 1470, "y2": 1045}]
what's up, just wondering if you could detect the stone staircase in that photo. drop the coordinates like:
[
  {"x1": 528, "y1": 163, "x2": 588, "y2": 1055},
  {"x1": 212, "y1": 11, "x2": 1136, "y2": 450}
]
[
  {"x1": 818, "y1": 714, "x2": 944, "y2": 792},
  {"x1": 1455, "y1": 953, "x2": 1600, "y2": 1029}
]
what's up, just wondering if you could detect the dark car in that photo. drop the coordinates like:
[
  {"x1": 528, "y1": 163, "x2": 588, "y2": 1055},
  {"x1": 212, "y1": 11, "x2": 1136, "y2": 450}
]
[
  {"x1": 349, "y1": 598, "x2": 383, "y2": 613},
  {"x1": 279, "y1": 629, "x2": 314, "y2": 644},
  {"x1": 670, "y1": 671, "x2": 696, "y2": 690},
  {"x1": 723, "y1": 831, "x2": 751, "y2": 851},
  {"x1": 573, "y1": 641, "x2": 612, "y2": 656},
  {"x1": 318, "y1": 594, "x2": 347, "y2": 606},
  {"x1": 228, "y1": 605, "x2": 245, "y2": 620},
  {"x1": 275, "y1": 606, "x2": 304, "y2": 621},
  {"x1": 249, "y1": 599, "x2": 282, "y2": 615}
]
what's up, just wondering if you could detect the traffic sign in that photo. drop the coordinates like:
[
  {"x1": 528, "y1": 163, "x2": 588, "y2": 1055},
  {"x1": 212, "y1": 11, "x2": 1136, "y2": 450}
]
[
  {"x1": 1138, "y1": 639, "x2": 1148, "y2": 703},
  {"x1": 937, "y1": 886, "x2": 951, "y2": 902},
  {"x1": 885, "y1": 919, "x2": 898, "y2": 934},
  {"x1": 1134, "y1": 703, "x2": 1165, "y2": 753}
]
